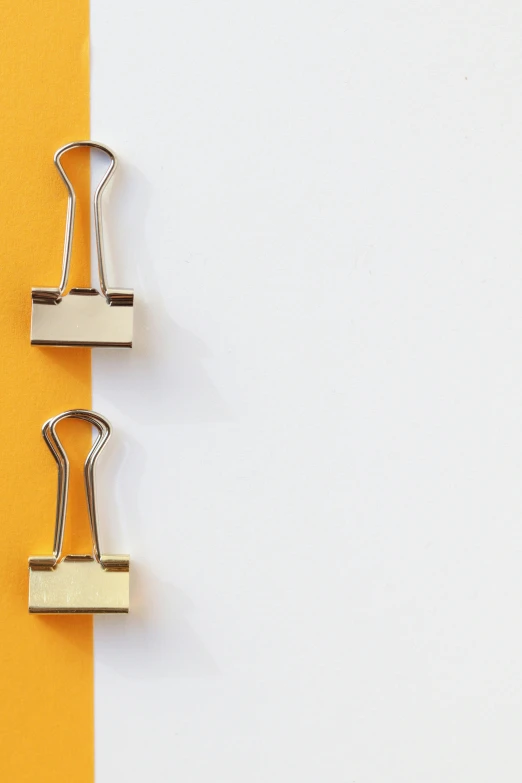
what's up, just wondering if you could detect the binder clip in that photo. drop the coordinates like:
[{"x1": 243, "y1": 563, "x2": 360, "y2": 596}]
[
  {"x1": 29, "y1": 409, "x2": 130, "y2": 614},
  {"x1": 30, "y1": 141, "x2": 134, "y2": 348}
]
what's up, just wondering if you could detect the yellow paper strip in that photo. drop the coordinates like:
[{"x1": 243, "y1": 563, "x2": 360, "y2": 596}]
[{"x1": 0, "y1": 1, "x2": 93, "y2": 779}]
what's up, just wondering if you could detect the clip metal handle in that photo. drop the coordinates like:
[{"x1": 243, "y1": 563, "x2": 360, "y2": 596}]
[
  {"x1": 55, "y1": 141, "x2": 116, "y2": 303},
  {"x1": 29, "y1": 409, "x2": 127, "y2": 571}
]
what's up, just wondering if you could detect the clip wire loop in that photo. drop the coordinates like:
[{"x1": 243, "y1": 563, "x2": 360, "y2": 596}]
[
  {"x1": 56, "y1": 141, "x2": 116, "y2": 301},
  {"x1": 45, "y1": 409, "x2": 110, "y2": 568},
  {"x1": 29, "y1": 409, "x2": 128, "y2": 572}
]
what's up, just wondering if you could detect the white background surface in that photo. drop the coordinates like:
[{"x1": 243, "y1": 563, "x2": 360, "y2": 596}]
[{"x1": 92, "y1": 2, "x2": 522, "y2": 780}]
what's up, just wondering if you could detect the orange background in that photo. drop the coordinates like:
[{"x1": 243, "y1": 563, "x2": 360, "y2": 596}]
[{"x1": 0, "y1": 1, "x2": 93, "y2": 779}]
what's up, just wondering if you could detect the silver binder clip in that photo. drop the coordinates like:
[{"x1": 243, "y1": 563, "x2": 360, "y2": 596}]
[
  {"x1": 29, "y1": 409, "x2": 130, "y2": 614},
  {"x1": 31, "y1": 141, "x2": 134, "y2": 348}
]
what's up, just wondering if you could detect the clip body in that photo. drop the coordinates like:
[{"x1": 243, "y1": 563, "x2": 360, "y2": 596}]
[
  {"x1": 29, "y1": 556, "x2": 129, "y2": 614},
  {"x1": 30, "y1": 141, "x2": 134, "y2": 348},
  {"x1": 28, "y1": 410, "x2": 130, "y2": 614}
]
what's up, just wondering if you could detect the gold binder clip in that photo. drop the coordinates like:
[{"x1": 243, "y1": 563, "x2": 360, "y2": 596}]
[
  {"x1": 30, "y1": 141, "x2": 134, "y2": 348},
  {"x1": 29, "y1": 409, "x2": 130, "y2": 614}
]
